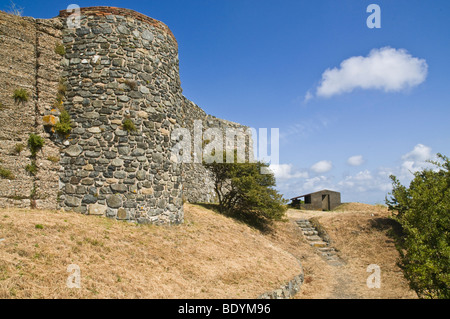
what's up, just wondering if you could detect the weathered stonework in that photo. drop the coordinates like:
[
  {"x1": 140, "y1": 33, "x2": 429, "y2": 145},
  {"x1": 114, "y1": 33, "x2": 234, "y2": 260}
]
[{"x1": 0, "y1": 7, "x2": 253, "y2": 225}]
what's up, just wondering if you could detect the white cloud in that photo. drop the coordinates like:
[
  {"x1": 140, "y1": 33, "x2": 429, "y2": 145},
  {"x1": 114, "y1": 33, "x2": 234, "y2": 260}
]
[
  {"x1": 270, "y1": 164, "x2": 309, "y2": 180},
  {"x1": 304, "y1": 91, "x2": 313, "y2": 103},
  {"x1": 302, "y1": 176, "x2": 334, "y2": 193},
  {"x1": 314, "y1": 47, "x2": 428, "y2": 98},
  {"x1": 400, "y1": 144, "x2": 436, "y2": 176},
  {"x1": 311, "y1": 160, "x2": 333, "y2": 173},
  {"x1": 402, "y1": 144, "x2": 432, "y2": 162},
  {"x1": 347, "y1": 155, "x2": 365, "y2": 166}
]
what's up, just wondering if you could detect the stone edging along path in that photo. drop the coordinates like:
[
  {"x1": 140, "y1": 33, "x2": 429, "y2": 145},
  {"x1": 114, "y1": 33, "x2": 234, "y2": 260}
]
[
  {"x1": 258, "y1": 266, "x2": 304, "y2": 299},
  {"x1": 258, "y1": 217, "x2": 347, "y2": 299}
]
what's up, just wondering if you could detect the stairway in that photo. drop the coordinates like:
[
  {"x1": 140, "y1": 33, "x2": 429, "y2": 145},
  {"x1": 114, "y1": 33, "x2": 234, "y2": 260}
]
[{"x1": 296, "y1": 219, "x2": 344, "y2": 267}]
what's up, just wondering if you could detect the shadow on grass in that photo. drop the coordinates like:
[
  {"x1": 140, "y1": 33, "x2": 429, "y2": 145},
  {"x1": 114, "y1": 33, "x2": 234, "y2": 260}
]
[{"x1": 193, "y1": 203, "x2": 275, "y2": 234}]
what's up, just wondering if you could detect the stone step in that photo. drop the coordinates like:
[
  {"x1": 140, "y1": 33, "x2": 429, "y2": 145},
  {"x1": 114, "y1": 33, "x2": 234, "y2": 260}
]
[
  {"x1": 303, "y1": 230, "x2": 318, "y2": 236},
  {"x1": 318, "y1": 247, "x2": 335, "y2": 253},
  {"x1": 321, "y1": 251, "x2": 337, "y2": 257},
  {"x1": 310, "y1": 241, "x2": 328, "y2": 248},
  {"x1": 306, "y1": 235, "x2": 323, "y2": 242}
]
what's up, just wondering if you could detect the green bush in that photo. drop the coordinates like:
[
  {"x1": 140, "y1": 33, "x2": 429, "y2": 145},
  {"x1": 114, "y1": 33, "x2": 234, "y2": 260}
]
[
  {"x1": 28, "y1": 134, "x2": 44, "y2": 157},
  {"x1": 204, "y1": 152, "x2": 287, "y2": 228},
  {"x1": 12, "y1": 88, "x2": 29, "y2": 103},
  {"x1": 55, "y1": 109, "x2": 72, "y2": 136},
  {"x1": 123, "y1": 118, "x2": 137, "y2": 133},
  {"x1": 0, "y1": 167, "x2": 15, "y2": 180},
  {"x1": 386, "y1": 153, "x2": 450, "y2": 299}
]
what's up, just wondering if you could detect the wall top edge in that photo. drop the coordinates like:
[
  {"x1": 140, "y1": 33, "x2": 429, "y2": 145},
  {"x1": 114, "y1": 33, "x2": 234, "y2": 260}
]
[{"x1": 58, "y1": 6, "x2": 177, "y2": 44}]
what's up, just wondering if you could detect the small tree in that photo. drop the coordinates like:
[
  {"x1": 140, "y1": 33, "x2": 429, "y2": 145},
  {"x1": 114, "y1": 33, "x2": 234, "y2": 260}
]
[
  {"x1": 386, "y1": 153, "x2": 450, "y2": 299},
  {"x1": 204, "y1": 151, "x2": 287, "y2": 225}
]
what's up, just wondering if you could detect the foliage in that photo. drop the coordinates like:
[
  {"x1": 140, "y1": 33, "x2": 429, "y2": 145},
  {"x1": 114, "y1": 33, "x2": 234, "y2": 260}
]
[
  {"x1": 14, "y1": 143, "x2": 25, "y2": 155},
  {"x1": 204, "y1": 151, "x2": 287, "y2": 228},
  {"x1": 54, "y1": 43, "x2": 66, "y2": 56},
  {"x1": 12, "y1": 88, "x2": 29, "y2": 103},
  {"x1": 386, "y1": 153, "x2": 450, "y2": 299},
  {"x1": 123, "y1": 118, "x2": 137, "y2": 133},
  {"x1": 55, "y1": 109, "x2": 72, "y2": 136},
  {"x1": 0, "y1": 167, "x2": 15, "y2": 180},
  {"x1": 25, "y1": 161, "x2": 38, "y2": 176},
  {"x1": 28, "y1": 134, "x2": 44, "y2": 157},
  {"x1": 0, "y1": 102, "x2": 5, "y2": 110}
]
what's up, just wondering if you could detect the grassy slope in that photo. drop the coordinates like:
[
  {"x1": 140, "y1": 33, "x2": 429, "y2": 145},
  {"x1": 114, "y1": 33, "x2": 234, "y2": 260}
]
[
  {"x1": 0, "y1": 202, "x2": 418, "y2": 299},
  {"x1": 289, "y1": 203, "x2": 418, "y2": 299},
  {"x1": 0, "y1": 204, "x2": 302, "y2": 299}
]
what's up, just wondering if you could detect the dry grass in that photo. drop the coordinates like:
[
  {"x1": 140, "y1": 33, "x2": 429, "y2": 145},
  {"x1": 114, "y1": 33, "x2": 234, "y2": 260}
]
[
  {"x1": 288, "y1": 204, "x2": 418, "y2": 299},
  {"x1": 0, "y1": 204, "x2": 302, "y2": 299}
]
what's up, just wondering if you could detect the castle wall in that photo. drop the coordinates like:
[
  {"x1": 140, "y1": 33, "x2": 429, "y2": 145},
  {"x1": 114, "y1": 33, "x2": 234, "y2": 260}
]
[
  {"x1": 0, "y1": 7, "x2": 253, "y2": 224},
  {"x1": 58, "y1": 8, "x2": 184, "y2": 224},
  {"x1": 0, "y1": 11, "x2": 61, "y2": 210}
]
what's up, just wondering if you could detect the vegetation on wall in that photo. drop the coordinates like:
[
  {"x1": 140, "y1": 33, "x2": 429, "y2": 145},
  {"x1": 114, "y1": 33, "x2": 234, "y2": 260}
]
[
  {"x1": 28, "y1": 133, "x2": 44, "y2": 157},
  {"x1": 54, "y1": 78, "x2": 72, "y2": 136},
  {"x1": 386, "y1": 153, "x2": 450, "y2": 299},
  {"x1": 54, "y1": 43, "x2": 66, "y2": 56},
  {"x1": 0, "y1": 166, "x2": 15, "y2": 180},
  {"x1": 12, "y1": 88, "x2": 29, "y2": 103},
  {"x1": 123, "y1": 118, "x2": 137, "y2": 133},
  {"x1": 55, "y1": 109, "x2": 72, "y2": 136},
  {"x1": 14, "y1": 143, "x2": 25, "y2": 155},
  {"x1": 25, "y1": 161, "x2": 38, "y2": 176}
]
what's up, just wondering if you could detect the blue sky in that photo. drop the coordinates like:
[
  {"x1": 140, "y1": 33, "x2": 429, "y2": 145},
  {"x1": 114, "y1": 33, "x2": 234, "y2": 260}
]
[{"x1": 5, "y1": 0, "x2": 450, "y2": 204}]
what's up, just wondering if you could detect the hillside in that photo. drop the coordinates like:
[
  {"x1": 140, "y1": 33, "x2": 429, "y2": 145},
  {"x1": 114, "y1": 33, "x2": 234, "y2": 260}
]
[
  {"x1": 0, "y1": 204, "x2": 302, "y2": 299},
  {"x1": 288, "y1": 203, "x2": 418, "y2": 299},
  {"x1": 0, "y1": 202, "x2": 418, "y2": 299}
]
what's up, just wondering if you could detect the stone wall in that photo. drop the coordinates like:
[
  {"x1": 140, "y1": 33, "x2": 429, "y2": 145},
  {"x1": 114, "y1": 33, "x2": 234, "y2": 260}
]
[
  {"x1": 0, "y1": 7, "x2": 253, "y2": 224},
  {"x1": 0, "y1": 11, "x2": 62, "y2": 210}
]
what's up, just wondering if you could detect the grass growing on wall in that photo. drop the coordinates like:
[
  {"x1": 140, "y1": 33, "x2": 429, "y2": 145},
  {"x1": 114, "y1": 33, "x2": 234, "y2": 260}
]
[
  {"x1": 28, "y1": 134, "x2": 44, "y2": 157},
  {"x1": 0, "y1": 167, "x2": 15, "y2": 180},
  {"x1": 123, "y1": 119, "x2": 137, "y2": 133},
  {"x1": 12, "y1": 88, "x2": 29, "y2": 104}
]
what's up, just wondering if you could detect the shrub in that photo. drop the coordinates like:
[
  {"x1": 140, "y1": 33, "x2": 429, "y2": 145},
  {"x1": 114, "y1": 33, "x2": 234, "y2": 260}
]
[
  {"x1": 55, "y1": 109, "x2": 72, "y2": 136},
  {"x1": 386, "y1": 153, "x2": 450, "y2": 299},
  {"x1": 54, "y1": 43, "x2": 66, "y2": 56},
  {"x1": 0, "y1": 102, "x2": 5, "y2": 110},
  {"x1": 12, "y1": 88, "x2": 29, "y2": 103},
  {"x1": 123, "y1": 118, "x2": 137, "y2": 133},
  {"x1": 35, "y1": 224, "x2": 44, "y2": 230},
  {"x1": 28, "y1": 133, "x2": 44, "y2": 157},
  {"x1": 0, "y1": 167, "x2": 15, "y2": 180},
  {"x1": 204, "y1": 151, "x2": 287, "y2": 228}
]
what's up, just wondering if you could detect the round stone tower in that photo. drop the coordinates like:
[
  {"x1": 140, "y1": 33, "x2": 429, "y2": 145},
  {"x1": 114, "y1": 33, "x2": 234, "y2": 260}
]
[{"x1": 58, "y1": 7, "x2": 185, "y2": 224}]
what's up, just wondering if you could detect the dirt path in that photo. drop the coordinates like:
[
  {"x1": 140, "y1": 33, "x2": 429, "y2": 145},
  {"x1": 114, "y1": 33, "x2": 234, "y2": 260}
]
[
  {"x1": 287, "y1": 206, "x2": 417, "y2": 299},
  {"x1": 289, "y1": 209, "x2": 361, "y2": 299}
]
